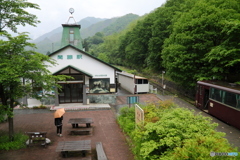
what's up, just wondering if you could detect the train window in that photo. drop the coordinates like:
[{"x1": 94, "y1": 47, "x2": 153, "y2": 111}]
[
  {"x1": 210, "y1": 88, "x2": 222, "y2": 102},
  {"x1": 222, "y1": 91, "x2": 237, "y2": 108}
]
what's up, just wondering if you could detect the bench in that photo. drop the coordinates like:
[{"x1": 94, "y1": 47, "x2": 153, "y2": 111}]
[
  {"x1": 68, "y1": 118, "x2": 93, "y2": 128},
  {"x1": 25, "y1": 132, "x2": 47, "y2": 147},
  {"x1": 96, "y1": 142, "x2": 108, "y2": 160},
  {"x1": 56, "y1": 140, "x2": 91, "y2": 158},
  {"x1": 70, "y1": 128, "x2": 92, "y2": 135}
]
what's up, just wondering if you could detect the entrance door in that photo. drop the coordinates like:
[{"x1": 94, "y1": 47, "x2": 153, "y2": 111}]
[{"x1": 59, "y1": 83, "x2": 83, "y2": 103}]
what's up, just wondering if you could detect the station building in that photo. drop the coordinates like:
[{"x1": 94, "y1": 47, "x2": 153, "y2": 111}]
[{"x1": 27, "y1": 11, "x2": 121, "y2": 107}]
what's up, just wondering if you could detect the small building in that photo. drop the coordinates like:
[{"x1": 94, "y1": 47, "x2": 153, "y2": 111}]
[
  {"x1": 117, "y1": 72, "x2": 149, "y2": 94},
  {"x1": 26, "y1": 9, "x2": 121, "y2": 107}
]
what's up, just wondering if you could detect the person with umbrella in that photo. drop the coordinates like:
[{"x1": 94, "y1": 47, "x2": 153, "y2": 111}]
[{"x1": 54, "y1": 108, "x2": 65, "y2": 137}]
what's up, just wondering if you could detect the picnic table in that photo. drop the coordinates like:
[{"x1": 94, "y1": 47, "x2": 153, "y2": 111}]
[
  {"x1": 25, "y1": 131, "x2": 47, "y2": 147},
  {"x1": 68, "y1": 118, "x2": 93, "y2": 128},
  {"x1": 56, "y1": 140, "x2": 91, "y2": 158}
]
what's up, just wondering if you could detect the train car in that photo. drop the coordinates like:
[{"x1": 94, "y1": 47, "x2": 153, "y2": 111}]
[
  {"x1": 195, "y1": 80, "x2": 240, "y2": 130},
  {"x1": 117, "y1": 72, "x2": 149, "y2": 94}
]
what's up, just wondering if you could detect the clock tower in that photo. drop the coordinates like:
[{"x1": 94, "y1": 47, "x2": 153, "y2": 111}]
[{"x1": 60, "y1": 8, "x2": 83, "y2": 50}]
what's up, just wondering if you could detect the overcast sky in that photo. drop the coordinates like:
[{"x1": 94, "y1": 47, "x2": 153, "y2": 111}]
[{"x1": 17, "y1": 0, "x2": 166, "y2": 40}]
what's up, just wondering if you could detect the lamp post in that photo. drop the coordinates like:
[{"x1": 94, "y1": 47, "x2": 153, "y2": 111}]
[{"x1": 162, "y1": 71, "x2": 165, "y2": 95}]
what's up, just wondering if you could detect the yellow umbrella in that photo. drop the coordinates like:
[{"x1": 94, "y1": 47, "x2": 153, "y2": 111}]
[{"x1": 54, "y1": 108, "x2": 65, "y2": 118}]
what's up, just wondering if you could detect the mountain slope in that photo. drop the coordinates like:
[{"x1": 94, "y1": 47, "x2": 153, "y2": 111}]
[
  {"x1": 102, "y1": 13, "x2": 140, "y2": 36},
  {"x1": 34, "y1": 14, "x2": 139, "y2": 54},
  {"x1": 32, "y1": 17, "x2": 105, "y2": 43}
]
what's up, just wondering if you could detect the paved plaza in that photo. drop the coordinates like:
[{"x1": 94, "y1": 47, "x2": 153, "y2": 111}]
[{"x1": 0, "y1": 89, "x2": 239, "y2": 160}]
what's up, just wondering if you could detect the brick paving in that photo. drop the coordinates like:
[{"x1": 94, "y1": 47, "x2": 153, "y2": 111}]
[
  {"x1": 0, "y1": 92, "x2": 161, "y2": 160},
  {"x1": 1, "y1": 90, "x2": 239, "y2": 160},
  {"x1": 0, "y1": 109, "x2": 134, "y2": 160}
]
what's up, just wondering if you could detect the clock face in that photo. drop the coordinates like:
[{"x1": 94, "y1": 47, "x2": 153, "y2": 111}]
[{"x1": 69, "y1": 8, "x2": 74, "y2": 14}]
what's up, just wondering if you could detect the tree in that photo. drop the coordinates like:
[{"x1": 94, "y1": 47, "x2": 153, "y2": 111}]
[
  {"x1": 0, "y1": 32, "x2": 68, "y2": 141},
  {"x1": 0, "y1": 0, "x2": 68, "y2": 141},
  {"x1": 147, "y1": 0, "x2": 194, "y2": 71},
  {"x1": 162, "y1": 0, "x2": 240, "y2": 88},
  {"x1": 117, "y1": 15, "x2": 154, "y2": 69},
  {"x1": 0, "y1": 0, "x2": 40, "y2": 32}
]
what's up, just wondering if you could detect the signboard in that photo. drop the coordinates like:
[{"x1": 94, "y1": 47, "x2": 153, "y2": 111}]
[
  {"x1": 135, "y1": 104, "x2": 144, "y2": 127},
  {"x1": 89, "y1": 78, "x2": 110, "y2": 93},
  {"x1": 127, "y1": 96, "x2": 139, "y2": 107},
  {"x1": 127, "y1": 96, "x2": 139, "y2": 104}
]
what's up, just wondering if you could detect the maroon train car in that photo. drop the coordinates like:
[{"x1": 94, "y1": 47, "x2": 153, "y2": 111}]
[{"x1": 195, "y1": 80, "x2": 240, "y2": 130}]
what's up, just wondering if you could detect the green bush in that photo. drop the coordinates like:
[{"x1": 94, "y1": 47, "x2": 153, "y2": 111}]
[
  {"x1": 117, "y1": 106, "x2": 135, "y2": 134},
  {"x1": 32, "y1": 105, "x2": 47, "y2": 109},
  {"x1": 117, "y1": 101, "x2": 239, "y2": 160},
  {"x1": 0, "y1": 133, "x2": 28, "y2": 150}
]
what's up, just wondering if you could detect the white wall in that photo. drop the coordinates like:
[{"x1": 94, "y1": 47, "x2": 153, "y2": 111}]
[
  {"x1": 118, "y1": 73, "x2": 149, "y2": 94},
  {"x1": 118, "y1": 75, "x2": 135, "y2": 94},
  {"x1": 136, "y1": 84, "x2": 149, "y2": 93},
  {"x1": 46, "y1": 47, "x2": 116, "y2": 83}
]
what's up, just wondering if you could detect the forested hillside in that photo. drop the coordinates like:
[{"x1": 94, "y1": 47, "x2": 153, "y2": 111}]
[
  {"x1": 92, "y1": 0, "x2": 240, "y2": 89},
  {"x1": 33, "y1": 14, "x2": 139, "y2": 54}
]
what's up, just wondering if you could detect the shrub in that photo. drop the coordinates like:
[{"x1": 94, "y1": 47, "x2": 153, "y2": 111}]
[
  {"x1": 0, "y1": 133, "x2": 28, "y2": 150},
  {"x1": 117, "y1": 101, "x2": 238, "y2": 160},
  {"x1": 117, "y1": 106, "x2": 135, "y2": 134}
]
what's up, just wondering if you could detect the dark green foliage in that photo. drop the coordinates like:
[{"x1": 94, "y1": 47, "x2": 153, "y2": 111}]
[
  {"x1": 162, "y1": 0, "x2": 240, "y2": 88},
  {"x1": 118, "y1": 15, "x2": 155, "y2": 69},
  {"x1": 87, "y1": 0, "x2": 240, "y2": 89},
  {"x1": 0, "y1": 133, "x2": 28, "y2": 150}
]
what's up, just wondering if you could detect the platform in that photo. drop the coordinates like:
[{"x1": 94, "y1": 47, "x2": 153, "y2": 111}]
[{"x1": 50, "y1": 103, "x2": 111, "y2": 111}]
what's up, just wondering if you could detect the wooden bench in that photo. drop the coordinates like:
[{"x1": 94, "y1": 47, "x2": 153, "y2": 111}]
[
  {"x1": 56, "y1": 140, "x2": 91, "y2": 158},
  {"x1": 96, "y1": 142, "x2": 108, "y2": 160},
  {"x1": 25, "y1": 132, "x2": 47, "y2": 147},
  {"x1": 70, "y1": 128, "x2": 92, "y2": 135},
  {"x1": 68, "y1": 118, "x2": 93, "y2": 128}
]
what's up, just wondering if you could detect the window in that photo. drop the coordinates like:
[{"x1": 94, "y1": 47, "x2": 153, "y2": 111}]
[
  {"x1": 67, "y1": 55, "x2": 73, "y2": 59},
  {"x1": 69, "y1": 28, "x2": 74, "y2": 45},
  {"x1": 135, "y1": 79, "x2": 148, "y2": 84},
  {"x1": 210, "y1": 87, "x2": 240, "y2": 109},
  {"x1": 58, "y1": 55, "x2": 63, "y2": 59},
  {"x1": 77, "y1": 55, "x2": 82, "y2": 59},
  {"x1": 143, "y1": 79, "x2": 148, "y2": 84},
  {"x1": 223, "y1": 91, "x2": 237, "y2": 108},
  {"x1": 136, "y1": 79, "x2": 142, "y2": 84},
  {"x1": 210, "y1": 88, "x2": 222, "y2": 102}
]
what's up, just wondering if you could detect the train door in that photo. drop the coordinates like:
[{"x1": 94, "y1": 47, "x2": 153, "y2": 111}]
[
  {"x1": 203, "y1": 88, "x2": 209, "y2": 111},
  {"x1": 196, "y1": 84, "x2": 209, "y2": 111}
]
